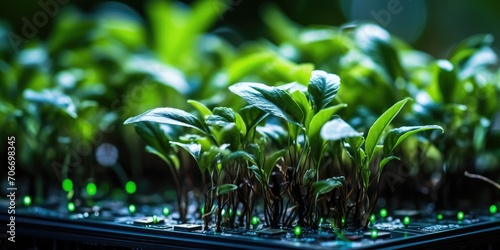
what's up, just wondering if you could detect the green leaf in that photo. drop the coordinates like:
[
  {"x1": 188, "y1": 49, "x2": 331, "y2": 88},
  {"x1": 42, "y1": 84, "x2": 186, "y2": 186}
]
[
  {"x1": 312, "y1": 179, "x2": 343, "y2": 196},
  {"x1": 134, "y1": 122, "x2": 173, "y2": 157},
  {"x1": 308, "y1": 104, "x2": 348, "y2": 163},
  {"x1": 249, "y1": 165, "x2": 264, "y2": 184},
  {"x1": 303, "y1": 169, "x2": 315, "y2": 185},
  {"x1": 124, "y1": 107, "x2": 210, "y2": 135},
  {"x1": 355, "y1": 24, "x2": 404, "y2": 81},
  {"x1": 229, "y1": 82, "x2": 304, "y2": 126},
  {"x1": 365, "y1": 97, "x2": 411, "y2": 163},
  {"x1": 435, "y1": 60, "x2": 456, "y2": 103},
  {"x1": 246, "y1": 143, "x2": 264, "y2": 167},
  {"x1": 217, "y1": 184, "x2": 238, "y2": 196},
  {"x1": 321, "y1": 118, "x2": 363, "y2": 141},
  {"x1": 379, "y1": 155, "x2": 400, "y2": 170},
  {"x1": 264, "y1": 149, "x2": 286, "y2": 181},
  {"x1": 291, "y1": 90, "x2": 313, "y2": 127},
  {"x1": 23, "y1": 89, "x2": 77, "y2": 118},
  {"x1": 239, "y1": 105, "x2": 268, "y2": 133},
  {"x1": 383, "y1": 125, "x2": 444, "y2": 156},
  {"x1": 308, "y1": 70, "x2": 341, "y2": 112},
  {"x1": 206, "y1": 107, "x2": 236, "y2": 127},
  {"x1": 222, "y1": 150, "x2": 257, "y2": 165},
  {"x1": 171, "y1": 142, "x2": 201, "y2": 167},
  {"x1": 188, "y1": 99, "x2": 212, "y2": 119}
]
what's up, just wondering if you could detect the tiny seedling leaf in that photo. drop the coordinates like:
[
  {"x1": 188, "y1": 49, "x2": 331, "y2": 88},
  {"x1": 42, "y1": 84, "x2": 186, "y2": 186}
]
[{"x1": 308, "y1": 70, "x2": 341, "y2": 112}]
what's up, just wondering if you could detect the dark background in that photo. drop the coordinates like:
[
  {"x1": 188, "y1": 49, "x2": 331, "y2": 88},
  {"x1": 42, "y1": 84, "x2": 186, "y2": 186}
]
[{"x1": 2, "y1": 0, "x2": 500, "y2": 58}]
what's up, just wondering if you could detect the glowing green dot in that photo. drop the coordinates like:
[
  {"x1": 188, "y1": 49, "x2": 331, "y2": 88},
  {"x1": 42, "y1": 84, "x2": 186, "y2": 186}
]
[
  {"x1": 490, "y1": 205, "x2": 497, "y2": 214},
  {"x1": 251, "y1": 216, "x2": 259, "y2": 226},
  {"x1": 125, "y1": 181, "x2": 136, "y2": 194},
  {"x1": 403, "y1": 216, "x2": 410, "y2": 227},
  {"x1": 23, "y1": 196, "x2": 32, "y2": 206},
  {"x1": 341, "y1": 217, "x2": 345, "y2": 226},
  {"x1": 86, "y1": 183, "x2": 97, "y2": 196},
  {"x1": 371, "y1": 229, "x2": 378, "y2": 239},
  {"x1": 437, "y1": 213, "x2": 443, "y2": 220},
  {"x1": 129, "y1": 204, "x2": 136, "y2": 214},
  {"x1": 221, "y1": 209, "x2": 226, "y2": 217},
  {"x1": 153, "y1": 215, "x2": 158, "y2": 224},
  {"x1": 62, "y1": 179, "x2": 73, "y2": 192},
  {"x1": 294, "y1": 225, "x2": 302, "y2": 236},
  {"x1": 229, "y1": 208, "x2": 234, "y2": 217},
  {"x1": 370, "y1": 214, "x2": 376, "y2": 223},
  {"x1": 236, "y1": 210, "x2": 242, "y2": 216},
  {"x1": 380, "y1": 208, "x2": 388, "y2": 218},
  {"x1": 200, "y1": 206, "x2": 205, "y2": 215},
  {"x1": 68, "y1": 202, "x2": 75, "y2": 212},
  {"x1": 457, "y1": 211, "x2": 464, "y2": 221},
  {"x1": 163, "y1": 207, "x2": 170, "y2": 216}
]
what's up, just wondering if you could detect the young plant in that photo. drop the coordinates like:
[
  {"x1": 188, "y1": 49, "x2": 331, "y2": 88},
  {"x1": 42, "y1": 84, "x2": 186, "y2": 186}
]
[{"x1": 321, "y1": 97, "x2": 443, "y2": 228}]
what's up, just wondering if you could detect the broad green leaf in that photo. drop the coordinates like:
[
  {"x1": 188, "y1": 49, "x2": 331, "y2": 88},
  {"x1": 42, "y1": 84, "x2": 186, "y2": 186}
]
[
  {"x1": 365, "y1": 97, "x2": 411, "y2": 163},
  {"x1": 188, "y1": 99, "x2": 212, "y2": 119},
  {"x1": 206, "y1": 107, "x2": 236, "y2": 127},
  {"x1": 217, "y1": 184, "x2": 238, "y2": 196},
  {"x1": 23, "y1": 89, "x2": 77, "y2": 118},
  {"x1": 308, "y1": 104, "x2": 348, "y2": 163},
  {"x1": 170, "y1": 142, "x2": 201, "y2": 167},
  {"x1": 383, "y1": 125, "x2": 444, "y2": 156},
  {"x1": 321, "y1": 118, "x2": 363, "y2": 141},
  {"x1": 239, "y1": 105, "x2": 268, "y2": 133},
  {"x1": 291, "y1": 90, "x2": 313, "y2": 126},
  {"x1": 264, "y1": 149, "x2": 286, "y2": 181},
  {"x1": 308, "y1": 70, "x2": 341, "y2": 112},
  {"x1": 222, "y1": 150, "x2": 257, "y2": 165},
  {"x1": 312, "y1": 179, "x2": 342, "y2": 196},
  {"x1": 134, "y1": 122, "x2": 173, "y2": 156},
  {"x1": 355, "y1": 24, "x2": 404, "y2": 81},
  {"x1": 124, "y1": 107, "x2": 210, "y2": 135},
  {"x1": 219, "y1": 123, "x2": 241, "y2": 151},
  {"x1": 234, "y1": 112, "x2": 247, "y2": 136},
  {"x1": 229, "y1": 82, "x2": 304, "y2": 126},
  {"x1": 256, "y1": 123, "x2": 288, "y2": 148}
]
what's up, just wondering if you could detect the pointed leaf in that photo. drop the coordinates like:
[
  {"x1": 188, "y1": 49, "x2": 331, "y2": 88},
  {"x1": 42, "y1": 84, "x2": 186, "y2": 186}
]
[
  {"x1": 312, "y1": 179, "x2": 342, "y2": 196},
  {"x1": 240, "y1": 105, "x2": 268, "y2": 133},
  {"x1": 134, "y1": 122, "x2": 174, "y2": 158},
  {"x1": 206, "y1": 107, "x2": 236, "y2": 127},
  {"x1": 217, "y1": 184, "x2": 238, "y2": 196},
  {"x1": 383, "y1": 125, "x2": 444, "y2": 156},
  {"x1": 264, "y1": 149, "x2": 286, "y2": 181},
  {"x1": 124, "y1": 107, "x2": 210, "y2": 135},
  {"x1": 188, "y1": 99, "x2": 212, "y2": 119},
  {"x1": 229, "y1": 82, "x2": 304, "y2": 126},
  {"x1": 309, "y1": 104, "x2": 348, "y2": 162},
  {"x1": 308, "y1": 70, "x2": 341, "y2": 112},
  {"x1": 365, "y1": 97, "x2": 411, "y2": 163},
  {"x1": 170, "y1": 142, "x2": 201, "y2": 166},
  {"x1": 222, "y1": 151, "x2": 257, "y2": 165}
]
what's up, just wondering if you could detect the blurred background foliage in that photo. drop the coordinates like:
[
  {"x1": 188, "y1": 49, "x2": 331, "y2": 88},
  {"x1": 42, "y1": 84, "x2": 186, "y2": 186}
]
[{"x1": 0, "y1": 0, "x2": 499, "y2": 209}]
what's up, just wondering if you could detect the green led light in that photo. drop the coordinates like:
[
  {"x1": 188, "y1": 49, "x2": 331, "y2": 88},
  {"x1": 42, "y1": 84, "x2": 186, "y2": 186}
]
[
  {"x1": 200, "y1": 206, "x2": 205, "y2": 215},
  {"x1": 251, "y1": 216, "x2": 259, "y2": 226},
  {"x1": 163, "y1": 207, "x2": 170, "y2": 216},
  {"x1": 294, "y1": 225, "x2": 302, "y2": 236},
  {"x1": 153, "y1": 215, "x2": 158, "y2": 224},
  {"x1": 229, "y1": 208, "x2": 234, "y2": 217},
  {"x1": 490, "y1": 205, "x2": 497, "y2": 214},
  {"x1": 221, "y1": 209, "x2": 226, "y2": 217},
  {"x1": 437, "y1": 213, "x2": 443, "y2": 220},
  {"x1": 371, "y1": 229, "x2": 378, "y2": 239},
  {"x1": 380, "y1": 208, "x2": 388, "y2": 218},
  {"x1": 68, "y1": 202, "x2": 75, "y2": 212},
  {"x1": 457, "y1": 211, "x2": 465, "y2": 221},
  {"x1": 86, "y1": 183, "x2": 97, "y2": 196},
  {"x1": 370, "y1": 214, "x2": 376, "y2": 223},
  {"x1": 23, "y1": 196, "x2": 32, "y2": 206},
  {"x1": 236, "y1": 210, "x2": 242, "y2": 216},
  {"x1": 125, "y1": 181, "x2": 137, "y2": 194},
  {"x1": 62, "y1": 179, "x2": 73, "y2": 192},
  {"x1": 403, "y1": 216, "x2": 411, "y2": 227},
  {"x1": 341, "y1": 217, "x2": 345, "y2": 226},
  {"x1": 129, "y1": 204, "x2": 136, "y2": 214}
]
